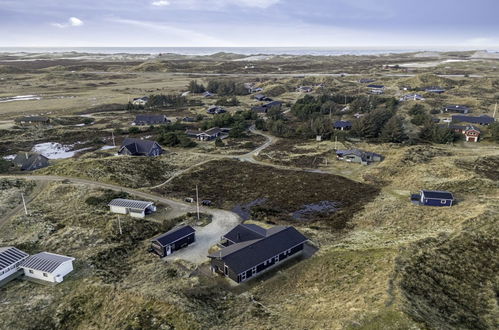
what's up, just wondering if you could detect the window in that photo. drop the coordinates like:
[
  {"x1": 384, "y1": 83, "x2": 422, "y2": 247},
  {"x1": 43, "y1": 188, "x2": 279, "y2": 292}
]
[
  {"x1": 43, "y1": 273, "x2": 48, "y2": 277},
  {"x1": 287, "y1": 249, "x2": 291, "y2": 254},
  {"x1": 29, "y1": 269, "x2": 34, "y2": 274},
  {"x1": 441, "y1": 200, "x2": 446, "y2": 204},
  {"x1": 252, "y1": 267, "x2": 257, "y2": 275},
  {"x1": 241, "y1": 272, "x2": 246, "y2": 281}
]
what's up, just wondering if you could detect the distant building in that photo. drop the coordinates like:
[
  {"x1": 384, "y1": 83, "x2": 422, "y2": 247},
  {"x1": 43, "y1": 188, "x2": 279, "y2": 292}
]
[
  {"x1": 254, "y1": 94, "x2": 272, "y2": 102},
  {"x1": 451, "y1": 115, "x2": 494, "y2": 125},
  {"x1": 108, "y1": 198, "x2": 157, "y2": 219},
  {"x1": 400, "y1": 94, "x2": 425, "y2": 102},
  {"x1": 0, "y1": 247, "x2": 29, "y2": 286},
  {"x1": 333, "y1": 121, "x2": 352, "y2": 131},
  {"x1": 464, "y1": 126, "x2": 480, "y2": 142},
  {"x1": 251, "y1": 101, "x2": 282, "y2": 113},
  {"x1": 203, "y1": 91, "x2": 215, "y2": 98},
  {"x1": 336, "y1": 149, "x2": 382, "y2": 165},
  {"x1": 151, "y1": 225, "x2": 196, "y2": 257},
  {"x1": 132, "y1": 96, "x2": 149, "y2": 106},
  {"x1": 209, "y1": 224, "x2": 309, "y2": 283},
  {"x1": 12, "y1": 152, "x2": 49, "y2": 171},
  {"x1": 207, "y1": 105, "x2": 226, "y2": 115},
  {"x1": 359, "y1": 78, "x2": 376, "y2": 84},
  {"x1": 21, "y1": 252, "x2": 75, "y2": 283},
  {"x1": 118, "y1": 138, "x2": 163, "y2": 157},
  {"x1": 133, "y1": 114, "x2": 170, "y2": 126},
  {"x1": 425, "y1": 87, "x2": 446, "y2": 94},
  {"x1": 296, "y1": 86, "x2": 313, "y2": 93},
  {"x1": 187, "y1": 127, "x2": 224, "y2": 141},
  {"x1": 444, "y1": 105, "x2": 471, "y2": 114},
  {"x1": 14, "y1": 116, "x2": 50, "y2": 125}
]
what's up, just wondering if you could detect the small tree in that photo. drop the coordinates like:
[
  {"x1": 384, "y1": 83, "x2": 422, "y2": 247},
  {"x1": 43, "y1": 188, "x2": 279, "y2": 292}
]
[
  {"x1": 128, "y1": 126, "x2": 140, "y2": 134},
  {"x1": 489, "y1": 122, "x2": 499, "y2": 142},
  {"x1": 160, "y1": 132, "x2": 180, "y2": 147},
  {"x1": 380, "y1": 116, "x2": 407, "y2": 143},
  {"x1": 214, "y1": 138, "x2": 225, "y2": 148}
]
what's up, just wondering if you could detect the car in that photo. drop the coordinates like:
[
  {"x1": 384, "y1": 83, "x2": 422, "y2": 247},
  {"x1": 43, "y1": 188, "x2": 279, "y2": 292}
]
[
  {"x1": 201, "y1": 200, "x2": 213, "y2": 206},
  {"x1": 184, "y1": 197, "x2": 194, "y2": 203}
]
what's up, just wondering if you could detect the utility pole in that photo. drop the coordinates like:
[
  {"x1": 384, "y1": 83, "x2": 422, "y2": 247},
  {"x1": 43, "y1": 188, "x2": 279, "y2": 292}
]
[
  {"x1": 334, "y1": 135, "x2": 338, "y2": 150},
  {"x1": 118, "y1": 215, "x2": 122, "y2": 235},
  {"x1": 195, "y1": 185, "x2": 200, "y2": 221},
  {"x1": 21, "y1": 193, "x2": 28, "y2": 215},
  {"x1": 111, "y1": 131, "x2": 116, "y2": 147},
  {"x1": 493, "y1": 103, "x2": 497, "y2": 119}
]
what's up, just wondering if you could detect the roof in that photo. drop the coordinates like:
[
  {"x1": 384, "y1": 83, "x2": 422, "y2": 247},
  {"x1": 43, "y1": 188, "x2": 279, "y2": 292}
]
[
  {"x1": 223, "y1": 224, "x2": 267, "y2": 243},
  {"x1": 108, "y1": 198, "x2": 153, "y2": 210},
  {"x1": 21, "y1": 252, "x2": 74, "y2": 273},
  {"x1": 334, "y1": 120, "x2": 352, "y2": 128},
  {"x1": 203, "y1": 127, "x2": 222, "y2": 135},
  {"x1": 0, "y1": 247, "x2": 29, "y2": 270},
  {"x1": 15, "y1": 116, "x2": 49, "y2": 122},
  {"x1": 444, "y1": 104, "x2": 470, "y2": 111},
  {"x1": 210, "y1": 226, "x2": 308, "y2": 274},
  {"x1": 336, "y1": 149, "x2": 381, "y2": 160},
  {"x1": 134, "y1": 114, "x2": 168, "y2": 123},
  {"x1": 421, "y1": 190, "x2": 454, "y2": 200},
  {"x1": 13, "y1": 153, "x2": 49, "y2": 171},
  {"x1": 452, "y1": 115, "x2": 494, "y2": 124},
  {"x1": 120, "y1": 138, "x2": 161, "y2": 155},
  {"x1": 153, "y1": 225, "x2": 195, "y2": 247},
  {"x1": 367, "y1": 84, "x2": 384, "y2": 89},
  {"x1": 264, "y1": 101, "x2": 282, "y2": 108},
  {"x1": 133, "y1": 96, "x2": 149, "y2": 101}
]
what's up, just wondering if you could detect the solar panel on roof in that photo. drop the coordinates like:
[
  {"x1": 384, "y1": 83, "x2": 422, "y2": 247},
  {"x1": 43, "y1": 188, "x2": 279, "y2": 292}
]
[
  {"x1": 21, "y1": 252, "x2": 74, "y2": 273},
  {"x1": 0, "y1": 247, "x2": 29, "y2": 270},
  {"x1": 108, "y1": 199, "x2": 153, "y2": 210}
]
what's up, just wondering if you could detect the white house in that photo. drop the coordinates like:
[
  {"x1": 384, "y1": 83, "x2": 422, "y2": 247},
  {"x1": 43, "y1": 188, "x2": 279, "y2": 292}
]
[
  {"x1": 0, "y1": 247, "x2": 29, "y2": 286},
  {"x1": 21, "y1": 252, "x2": 75, "y2": 283},
  {"x1": 108, "y1": 198, "x2": 157, "y2": 219}
]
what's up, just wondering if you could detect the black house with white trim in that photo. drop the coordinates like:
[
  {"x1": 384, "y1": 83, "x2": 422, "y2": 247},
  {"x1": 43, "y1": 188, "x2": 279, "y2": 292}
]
[
  {"x1": 151, "y1": 225, "x2": 196, "y2": 257},
  {"x1": 119, "y1": 138, "x2": 163, "y2": 157},
  {"x1": 209, "y1": 225, "x2": 308, "y2": 283}
]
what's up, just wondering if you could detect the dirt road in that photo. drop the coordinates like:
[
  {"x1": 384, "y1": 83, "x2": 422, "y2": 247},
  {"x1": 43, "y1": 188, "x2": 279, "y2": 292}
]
[{"x1": 0, "y1": 175, "x2": 241, "y2": 264}]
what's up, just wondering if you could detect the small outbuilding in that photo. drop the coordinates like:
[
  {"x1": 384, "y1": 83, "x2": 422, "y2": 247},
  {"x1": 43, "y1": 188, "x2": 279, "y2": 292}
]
[
  {"x1": 418, "y1": 190, "x2": 455, "y2": 207},
  {"x1": 21, "y1": 252, "x2": 75, "y2": 283},
  {"x1": 108, "y1": 198, "x2": 157, "y2": 218},
  {"x1": 151, "y1": 225, "x2": 196, "y2": 257},
  {"x1": 0, "y1": 247, "x2": 29, "y2": 286}
]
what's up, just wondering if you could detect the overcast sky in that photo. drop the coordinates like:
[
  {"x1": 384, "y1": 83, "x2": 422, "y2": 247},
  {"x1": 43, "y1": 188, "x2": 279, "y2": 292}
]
[{"x1": 0, "y1": 0, "x2": 498, "y2": 48}]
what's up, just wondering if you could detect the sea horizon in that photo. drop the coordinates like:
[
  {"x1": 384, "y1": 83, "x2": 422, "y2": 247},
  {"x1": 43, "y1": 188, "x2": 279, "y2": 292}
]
[{"x1": 0, "y1": 46, "x2": 496, "y2": 56}]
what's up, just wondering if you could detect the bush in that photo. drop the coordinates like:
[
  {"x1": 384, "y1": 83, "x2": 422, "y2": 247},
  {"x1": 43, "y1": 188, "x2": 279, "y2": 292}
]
[
  {"x1": 214, "y1": 138, "x2": 225, "y2": 148},
  {"x1": 128, "y1": 127, "x2": 140, "y2": 134}
]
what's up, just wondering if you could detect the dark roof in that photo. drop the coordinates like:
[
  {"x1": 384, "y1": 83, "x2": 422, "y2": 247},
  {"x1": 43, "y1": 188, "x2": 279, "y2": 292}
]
[
  {"x1": 336, "y1": 149, "x2": 381, "y2": 160},
  {"x1": 223, "y1": 224, "x2": 266, "y2": 243},
  {"x1": 134, "y1": 114, "x2": 168, "y2": 124},
  {"x1": 15, "y1": 116, "x2": 50, "y2": 123},
  {"x1": 210, "y1": 226, "x2": 308, "y2": 274},
  {"x1": 13, "y1": 153, "x2": 49, "y2": 171},
  {"x1": 445, "y1": 105, "x2": 470, "y2": 111},
  {"x1": 421, "y1": 190, "x2": 454, "y2": 200},
  {"x1": 21, "y1": 252, "x2": 74, "y2": 273},
  {"x1": 367, "y1": 84, "x2": 384, "y2": 89},
  {"x1": 120, "y1": 138, "x2": 162, "y2": 155},
  {"x1": 108, "y1": 198, "x2": 153, "y2": 210},
  {"x1": 133, "y1": 96, "x2": 149, "y2": 102},
  {"x1": 333, "y1": 120, "x2": 352, "y2": 128},
  {"x1": 264, "y1": 101, "x2": 282, "y2": 108},
  {"x1": 0, "y1": 247, "x2": 29, "y2": 270},
  {"x1": 452, "y1": 115, "x2": 494, "y2": 125},
  {"x1": 153, "y1": 225, "x2": 195, "y2": 247},
  {"x1": 359, "y1": 78, "x2": 376, "y2": 83},
  {"x1": 203, "y1": 127, "x2": 222, "y2": 136}
]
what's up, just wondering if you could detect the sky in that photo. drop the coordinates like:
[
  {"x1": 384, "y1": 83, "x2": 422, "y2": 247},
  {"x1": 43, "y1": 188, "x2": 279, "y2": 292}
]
[{"x1": 0, "y1": 0, "x2": 498, "y2": 49}]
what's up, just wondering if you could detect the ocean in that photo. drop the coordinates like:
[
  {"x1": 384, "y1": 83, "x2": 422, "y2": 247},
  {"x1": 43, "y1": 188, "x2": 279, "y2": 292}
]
[{"x1": 0, "y1": 47, "x2": 436, "y2": 56}]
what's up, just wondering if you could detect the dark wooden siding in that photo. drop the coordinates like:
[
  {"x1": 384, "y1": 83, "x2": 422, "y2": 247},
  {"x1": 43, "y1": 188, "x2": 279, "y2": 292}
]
[
  {"x1": 423, "y1": 199, "x2": 452, "y2": 207},
  {"x1": 171, "y1": 233, "x2": 195, "y2": 252}
]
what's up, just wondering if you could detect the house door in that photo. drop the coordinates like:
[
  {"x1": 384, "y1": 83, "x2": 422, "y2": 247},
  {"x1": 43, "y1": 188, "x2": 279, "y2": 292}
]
[{"x1": 166, "y1": 245, "x2": 172, "y2": 256}]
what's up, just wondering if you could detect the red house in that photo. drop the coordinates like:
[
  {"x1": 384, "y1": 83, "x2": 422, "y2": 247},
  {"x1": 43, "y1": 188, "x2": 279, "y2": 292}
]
[{"x1": 464, "y1": 127, "x2": 480, "y2": 142}]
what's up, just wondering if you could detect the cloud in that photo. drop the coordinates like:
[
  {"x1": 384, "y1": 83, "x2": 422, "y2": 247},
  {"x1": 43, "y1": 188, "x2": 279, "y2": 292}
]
[
  {"x1": 51, "y1": 17, "x2": 84, "y2": 28},
  {"x1": 151, "y1": 0, "x2": 170, "y2": 6},
  {"x1": 166, "y1": 0, "x2": 281, "y2": 10}
]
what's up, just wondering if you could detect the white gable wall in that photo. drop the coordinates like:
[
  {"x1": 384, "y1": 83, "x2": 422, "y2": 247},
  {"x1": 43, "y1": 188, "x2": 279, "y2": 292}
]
[{"x1": 23, "y1": 261, "x2": 74, "y2": 283}]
